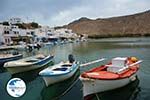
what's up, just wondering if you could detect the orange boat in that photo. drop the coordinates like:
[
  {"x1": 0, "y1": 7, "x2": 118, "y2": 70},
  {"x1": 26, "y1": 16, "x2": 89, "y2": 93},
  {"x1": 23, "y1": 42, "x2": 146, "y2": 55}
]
[{"x1": 80, "y1": 57, "x2": 142, "y2": 97}]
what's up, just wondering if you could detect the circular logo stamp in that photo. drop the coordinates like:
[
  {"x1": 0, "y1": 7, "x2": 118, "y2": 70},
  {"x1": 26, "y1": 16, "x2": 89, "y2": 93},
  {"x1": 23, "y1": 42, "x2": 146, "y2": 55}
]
[{"x1": 6, "y1": 78, "x2": 26, "y2": 97}]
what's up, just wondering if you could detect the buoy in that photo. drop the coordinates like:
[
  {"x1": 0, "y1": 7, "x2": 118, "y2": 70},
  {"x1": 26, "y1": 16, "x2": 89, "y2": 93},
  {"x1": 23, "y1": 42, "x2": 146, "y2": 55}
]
[{"x1": 131, "y1": 57, "x2": 138, "y2": 62}]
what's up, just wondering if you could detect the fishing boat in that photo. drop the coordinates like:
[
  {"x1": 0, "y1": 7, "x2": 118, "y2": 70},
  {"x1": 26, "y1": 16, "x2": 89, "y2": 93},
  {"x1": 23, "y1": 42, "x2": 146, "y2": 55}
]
[
  {"x1": 84, "y1": 77, "x2": 140, "y2": 100},
  {"x1": 41, "y1": 68, "x2": 80, "y2": 100},
  {"x1": 0, "y1": 52, "x2": 23, "y2": 67},
  {"x1": 4, "y1": 54, "x2": 54, "y2": 74},
  {"x1": 39, "y1": 54, "x2": 80, "y2": 86},
  {"x1": 80, "y1": 57, "x2": 142, "y2": 97}
]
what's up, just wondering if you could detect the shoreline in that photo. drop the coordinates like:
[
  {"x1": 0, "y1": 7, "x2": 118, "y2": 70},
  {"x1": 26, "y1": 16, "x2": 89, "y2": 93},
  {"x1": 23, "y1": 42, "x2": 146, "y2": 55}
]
[{"x1": 88, "y1": 33, "x2": 150, "y2": 39}]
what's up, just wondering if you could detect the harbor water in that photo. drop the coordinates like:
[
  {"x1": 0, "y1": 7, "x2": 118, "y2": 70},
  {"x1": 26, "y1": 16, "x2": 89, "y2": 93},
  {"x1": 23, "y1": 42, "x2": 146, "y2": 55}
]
[{"x1": 0, "y1": 37, "x2": 150, "y2": 100}]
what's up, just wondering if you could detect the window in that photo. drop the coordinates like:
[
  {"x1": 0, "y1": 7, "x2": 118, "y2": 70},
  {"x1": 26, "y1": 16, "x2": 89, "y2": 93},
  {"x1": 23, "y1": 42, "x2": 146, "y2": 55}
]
[
  {"x1": 14, "y1": 31, "x2": 16, "y2": 34},
  {"x1": 8, "y1": 39, "x2": 10, "y2": 43},
  {"x1": 27, "y1": 32, "x2": 30, "y2": 35},
  {"x1": 5, "y1": 39, "x2": 7, "y2": 43},
  {"x1": 4, "y1": 31, "x2": 9, "y2": 34},
  {"x1": 31, "y1": 31, "x2": 34, "y2": 35}
]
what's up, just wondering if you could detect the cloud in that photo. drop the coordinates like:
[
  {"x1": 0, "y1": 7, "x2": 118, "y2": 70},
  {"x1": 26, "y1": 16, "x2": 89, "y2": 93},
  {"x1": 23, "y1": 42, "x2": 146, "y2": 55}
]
[
  {"x1": 0, "y1": 0, "x2": 150, "y2": 26},
  {"x1": 49, "y1": 6, "x2": 91, "y2": 26},
  {"x1": 47, "y1": 0, "x2": 150, "y2": 26}
]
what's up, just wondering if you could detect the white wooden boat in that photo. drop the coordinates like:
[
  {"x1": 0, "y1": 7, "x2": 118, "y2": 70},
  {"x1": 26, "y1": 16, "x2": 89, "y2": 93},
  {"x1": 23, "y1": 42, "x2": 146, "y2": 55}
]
[
  {"x1": 4, "y1": 54, "x2": 54, "y2": 74},
  {"x1": 39, "y1": 61, "x2": 79, "y2": 86},
  {"x1": 0, "y1": 53, "x2": 23, "y2": 67},
  {"x1": 80, "y1": 57, "x2": 142, "y2": 97}
]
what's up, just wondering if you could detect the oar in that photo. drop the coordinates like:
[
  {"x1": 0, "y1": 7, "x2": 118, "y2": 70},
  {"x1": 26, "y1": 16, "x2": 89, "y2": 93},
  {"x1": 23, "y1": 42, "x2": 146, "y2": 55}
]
[
  {"x1": 118, "y1": 60, "x2": 143, "y2": 72},
  {"x1": 80, "y1": 58, "x2": 105, "y2": 67},
  {"x1": 128, "y1": 60, "x2": 143, "y2": 67}
]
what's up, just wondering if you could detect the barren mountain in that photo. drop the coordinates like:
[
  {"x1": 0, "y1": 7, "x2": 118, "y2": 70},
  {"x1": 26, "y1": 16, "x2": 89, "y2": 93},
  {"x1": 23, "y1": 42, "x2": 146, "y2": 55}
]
[{"x1": 65, "y1": 10, "x2": 150, "y2": 38}]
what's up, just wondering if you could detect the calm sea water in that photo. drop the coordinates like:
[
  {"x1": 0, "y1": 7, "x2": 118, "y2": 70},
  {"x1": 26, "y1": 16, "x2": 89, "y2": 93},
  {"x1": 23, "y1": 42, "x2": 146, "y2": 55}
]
[{"x1": 0, "y1": 37, "x2": 150, "y2": 100}]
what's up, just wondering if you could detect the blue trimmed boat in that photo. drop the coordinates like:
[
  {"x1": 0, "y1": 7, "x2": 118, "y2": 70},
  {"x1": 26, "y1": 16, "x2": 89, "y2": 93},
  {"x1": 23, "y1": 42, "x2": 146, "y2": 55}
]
[
  {"x1": 0, "y1": 53, "x2": 23, "y2": 67},
  {"x1": 39, "y1": 61, "x2": 79, "y2": 86},
  {"x1": 4, "y1": 54, "x2": 54, "y2": 74},
  {"x1": 41, "y1": 68, "x2": 80, "y2": 99}
]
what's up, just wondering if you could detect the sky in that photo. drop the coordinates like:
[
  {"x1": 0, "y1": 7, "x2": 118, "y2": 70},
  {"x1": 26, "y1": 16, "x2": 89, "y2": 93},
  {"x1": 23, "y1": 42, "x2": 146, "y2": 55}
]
[{"x1": 0, "y1": 0, "x2": 150, "y2": 27}]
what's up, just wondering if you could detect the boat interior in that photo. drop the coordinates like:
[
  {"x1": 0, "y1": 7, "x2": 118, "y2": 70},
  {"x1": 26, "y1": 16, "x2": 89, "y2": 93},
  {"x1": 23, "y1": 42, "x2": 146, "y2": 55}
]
[
  {"x1": 53, "y1": 67, "x2": 68, "y2": 71},
  {"x1": 81, "y1": 57, "x2": 140, "y2": 79},
  {"x1": 24, "y1": 55, "x2": 46, "y2": 63},
  {"x1": 52, "y1": 62, "x2": 73, "y2": 71}
]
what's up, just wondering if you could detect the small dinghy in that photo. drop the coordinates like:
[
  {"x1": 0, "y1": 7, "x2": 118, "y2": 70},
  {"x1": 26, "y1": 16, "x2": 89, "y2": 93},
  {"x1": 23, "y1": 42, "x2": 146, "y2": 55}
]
[
  {"x1": 39, "y1": 54, "x2": 80, "y2": 86},
  {"x1": 4, "y1": 54, "x2": 54, "y2": 74},
  {"x1": 80, "y1": 57, "x2": 142, "y2": 97},
  {"x1": 0, "y1": 52, "x2": 23, "y2": 67}
]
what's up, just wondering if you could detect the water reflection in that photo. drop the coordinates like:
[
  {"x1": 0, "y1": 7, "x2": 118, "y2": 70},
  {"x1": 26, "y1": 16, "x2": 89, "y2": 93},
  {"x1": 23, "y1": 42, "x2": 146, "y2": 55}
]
[
  {"x1": 84, "y1": 77, "x2": 140, "y2": 100},
  {"x1": 0, "y1": 69, "x2": 80, "y2": 100},
  {"x1": 0, "y1": 67, "x2": 7, "y2": 73},
  {"x1": 0, "y1": 37, "x2": 150, "y2": 100}
]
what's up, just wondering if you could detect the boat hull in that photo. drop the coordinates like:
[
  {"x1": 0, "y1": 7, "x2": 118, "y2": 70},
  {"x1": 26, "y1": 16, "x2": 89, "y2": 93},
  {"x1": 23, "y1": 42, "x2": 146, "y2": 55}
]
[
  {"x1": 0, "y1": 54, "x2": 23, "y2": 67},
  {"x1": 80, "y1": 73, "x2": 137, "y2": 97},
  {"x1": 42, "y1": 69, "x2": 80, "y2": 100},
  {"x1": 42, "y1": 64, "x2": 79, "y2": 86},
  {"x1": 5, "y1": 56, "x2": 54, "y2": 74}
]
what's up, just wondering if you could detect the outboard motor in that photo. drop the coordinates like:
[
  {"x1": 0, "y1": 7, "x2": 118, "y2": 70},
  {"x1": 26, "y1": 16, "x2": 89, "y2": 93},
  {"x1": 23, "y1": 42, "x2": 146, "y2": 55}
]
[{"x1": 68, "y1": 54, "x2": 75, "y2": 63}]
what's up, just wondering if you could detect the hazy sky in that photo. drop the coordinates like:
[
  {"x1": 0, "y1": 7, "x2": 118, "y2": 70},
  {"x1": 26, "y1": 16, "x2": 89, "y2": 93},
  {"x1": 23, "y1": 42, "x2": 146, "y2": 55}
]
[{"x1": 0, "y1": 0, "x2": 150, "y2": 26}]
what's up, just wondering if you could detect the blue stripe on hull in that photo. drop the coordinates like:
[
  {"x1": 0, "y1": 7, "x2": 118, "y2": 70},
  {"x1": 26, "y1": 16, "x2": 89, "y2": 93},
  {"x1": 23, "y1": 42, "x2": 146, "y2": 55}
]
[
  {"x1": 34, "y1": 56, "x2": 54, "y2": 66},
  {"x1": 0, "y1": 55, "x2": 23, "y2": 67}
]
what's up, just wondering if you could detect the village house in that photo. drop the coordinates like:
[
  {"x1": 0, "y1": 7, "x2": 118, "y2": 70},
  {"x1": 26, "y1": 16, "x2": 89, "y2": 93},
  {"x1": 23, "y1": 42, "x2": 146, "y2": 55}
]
[
  {"x1": 0, "y1": 24, "x2": 5, "y2": 45},
  {"x1": 0, "y1": 18, "x2": 80, "y2": 45}
]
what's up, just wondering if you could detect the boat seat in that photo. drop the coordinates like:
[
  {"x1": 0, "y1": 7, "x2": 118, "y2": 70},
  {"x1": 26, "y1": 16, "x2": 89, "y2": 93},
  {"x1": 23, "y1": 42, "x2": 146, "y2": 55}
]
[
  {"x1": 61, "y1": 64, "x2": 72, "y2": 67},
  {"x1": 106, "y1": 65, "x2": 127, "y2": 73},
  {"x1": 25, "y1": 59, "x2": 39, "y2": 62},
  {"x1": 53, "y1": 67, "x2": 68, "y2": 71},
  {"x1": 37, "y1": 57, "x2": 45, "y2": 60}
]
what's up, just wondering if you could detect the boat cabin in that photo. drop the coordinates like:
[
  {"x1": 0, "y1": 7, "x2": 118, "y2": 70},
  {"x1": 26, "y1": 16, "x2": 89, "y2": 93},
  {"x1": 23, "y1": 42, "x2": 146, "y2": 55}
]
[{"x1": 107, "y1": 57, "x2": 128, "y2": 73}]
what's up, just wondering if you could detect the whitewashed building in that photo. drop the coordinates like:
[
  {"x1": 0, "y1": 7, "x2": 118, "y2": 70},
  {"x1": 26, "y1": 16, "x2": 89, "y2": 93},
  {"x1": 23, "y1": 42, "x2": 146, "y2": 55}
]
[
  {"x1": 1, "y1": 17, "x2": 79, "y2": 45},
  {"x1": 33, "y1": 26, "x2": 48, "y2": 43},
  {"x1": 34, "y1": 26, "x2": 58, "y2": 43},
  {"x1": 54, "y1": 28, "x2": 78, "y2": 39},
  {"x1": 46, "y1": 28, "x2": 59, "y2": 42},
  {"x1": 1, "y1": 24, "x2": 36, "y2": 45},
  {"x1": 0, "y1": 25, "x2": 5, "y2": 45},
  {"x1": 1, "y1": 25, "x2": 12, "y2": 45}
]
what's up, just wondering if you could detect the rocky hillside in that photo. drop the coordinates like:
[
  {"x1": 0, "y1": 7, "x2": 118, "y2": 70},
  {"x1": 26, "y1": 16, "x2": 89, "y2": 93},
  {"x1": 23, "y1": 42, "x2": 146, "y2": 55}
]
[{"x1": 65, "y1": 10, "x2": 150, "y2": 38}]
